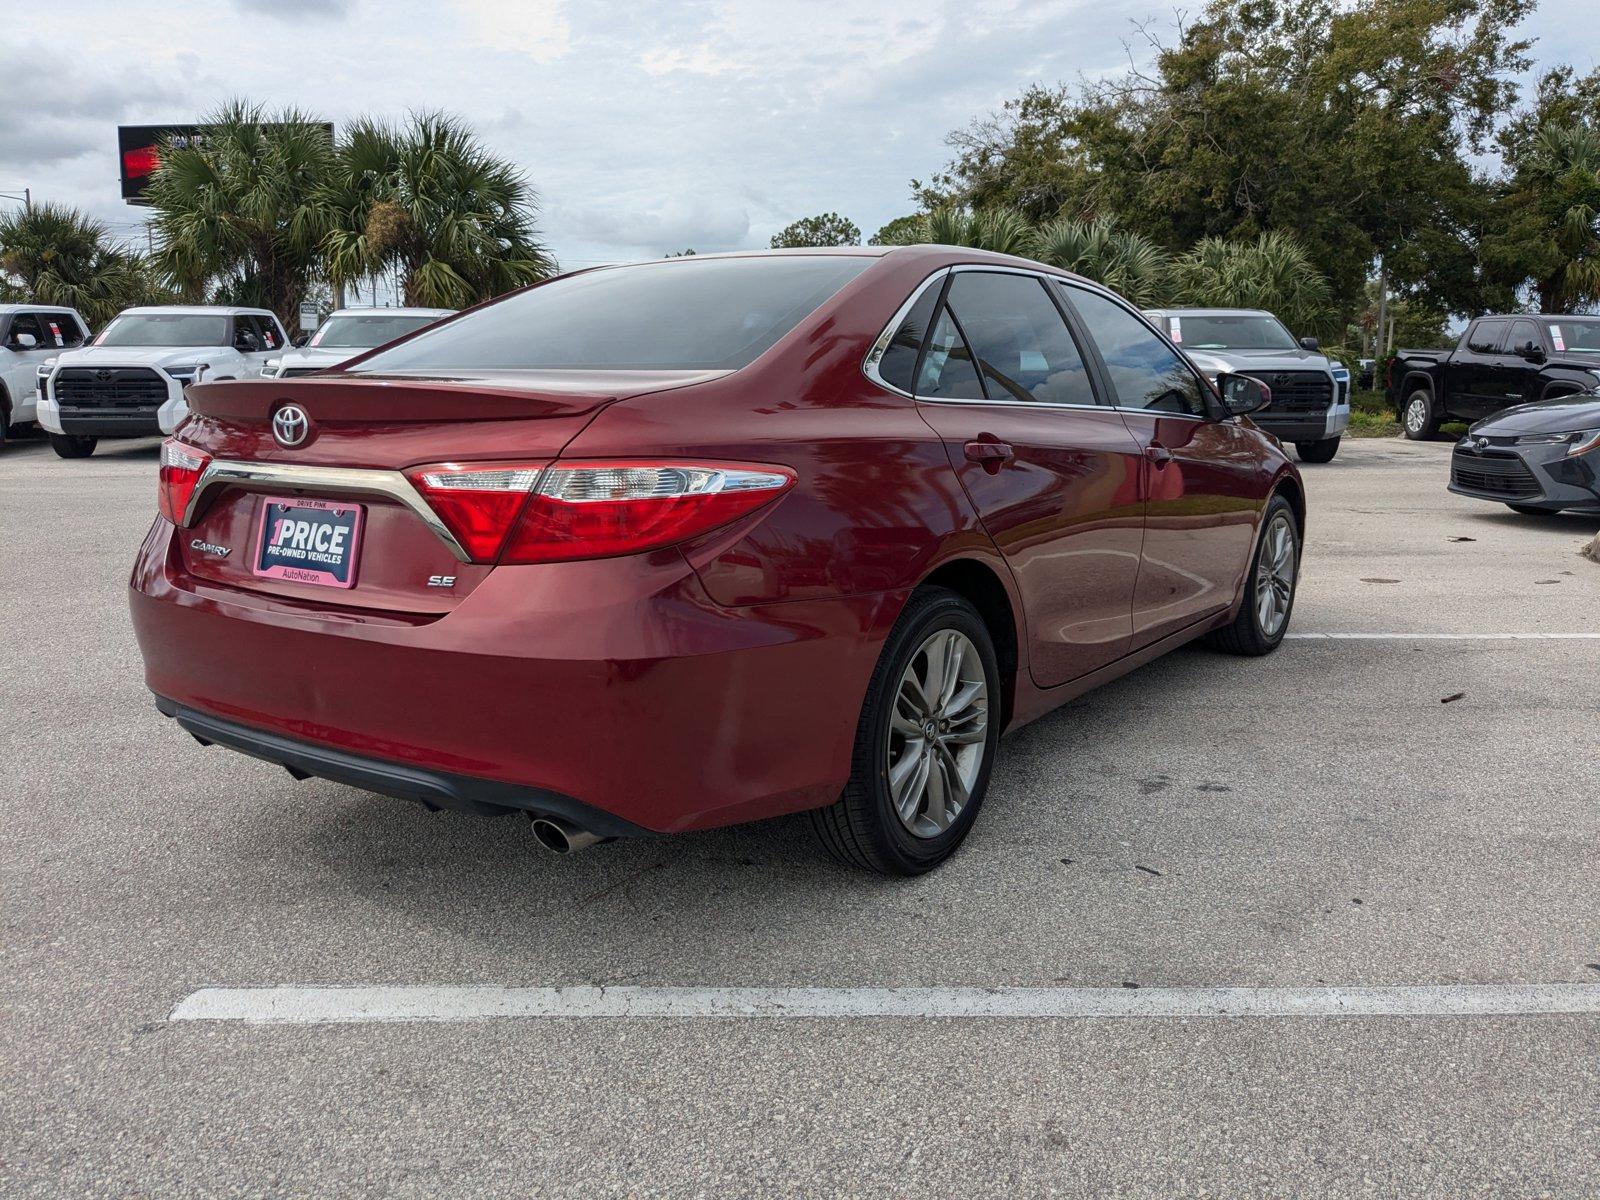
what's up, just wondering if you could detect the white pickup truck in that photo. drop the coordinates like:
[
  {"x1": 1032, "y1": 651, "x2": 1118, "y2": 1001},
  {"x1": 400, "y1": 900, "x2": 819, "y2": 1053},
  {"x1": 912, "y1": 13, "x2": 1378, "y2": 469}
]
[
  {"x1": 0, "y1": 304, "x2": 92, "y2": 449},
  {"x1": 262, "y1": 307, "x2": 454, "y2": 377},
  {"x1": 37, "y1": 305, "x2": 289, "y2": 457}
]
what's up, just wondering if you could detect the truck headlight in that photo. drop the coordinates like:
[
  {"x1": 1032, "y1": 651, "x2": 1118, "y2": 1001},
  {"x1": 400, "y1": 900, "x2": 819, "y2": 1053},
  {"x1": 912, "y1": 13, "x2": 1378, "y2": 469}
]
[
  {"x1": 165, "y1": 363, "x2": 208, "y2": 385},
  {"x1": 260, "y1": 358, "x2": 281, "y2": 378}
]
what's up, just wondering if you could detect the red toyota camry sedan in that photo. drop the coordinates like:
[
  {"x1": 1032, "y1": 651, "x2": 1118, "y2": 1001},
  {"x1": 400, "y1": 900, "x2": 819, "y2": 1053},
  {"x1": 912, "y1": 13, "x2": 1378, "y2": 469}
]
[{"x1": 131, "y1": 246, "x2": 1303, "y2": 874}]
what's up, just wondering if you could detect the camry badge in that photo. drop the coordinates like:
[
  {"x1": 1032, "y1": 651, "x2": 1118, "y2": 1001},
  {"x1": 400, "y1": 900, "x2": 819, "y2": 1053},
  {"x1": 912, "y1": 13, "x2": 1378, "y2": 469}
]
[
  {"x1": 272, "y1": 404, "x2": 310, "y2": 448},
  {"x1": 190, "y1": 538, "x2": 231, "y2": 559}
]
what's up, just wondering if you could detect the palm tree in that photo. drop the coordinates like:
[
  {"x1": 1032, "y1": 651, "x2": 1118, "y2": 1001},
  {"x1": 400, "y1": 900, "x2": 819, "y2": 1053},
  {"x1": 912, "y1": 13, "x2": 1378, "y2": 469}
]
[
  {"x1": 145, "y1": 101, "x2": 334, "y2": 330},
  {"x1": 1527, "y1": 123, "x2": 1600, "y2": 311},
  {"x1": 883, "y1": 207, "x2": 1035, "y2": 257},
  {"x1": 0, "y1": 203, "x2": 162, "y2": 326},
  {"x1": 1031, "y1": 217, "x2": 1172, "y2": 307},
  {"x1": 319, "y1": 112, "x2": 554, "y2": 308},
  {"x1": 1170, "y1": 232, "x2": 1332, "y2": 333}
]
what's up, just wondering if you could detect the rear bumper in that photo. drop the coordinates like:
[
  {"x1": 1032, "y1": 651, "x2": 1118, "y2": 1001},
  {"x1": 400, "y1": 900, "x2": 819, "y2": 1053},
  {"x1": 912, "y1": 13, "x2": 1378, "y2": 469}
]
[
  {"x1": 130, "y1": 519, "x2": 899, "y2": 834},
  {"x1": 155, "y1": 696, "x2": 651, "y2": 835}
]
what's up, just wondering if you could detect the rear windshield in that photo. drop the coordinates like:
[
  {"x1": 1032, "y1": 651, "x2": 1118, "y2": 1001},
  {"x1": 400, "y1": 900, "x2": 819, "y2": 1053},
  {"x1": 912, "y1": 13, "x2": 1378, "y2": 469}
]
[
  {"x1": 348, "y1": 255, "x2": 873, "y2": 373},
  {"x1": 1163, "y1": 313, "x2": 1297, "y2": 350},
  {"x1": 311, "y1": 313, "x2": 445, "y2": 349},
  {"x1": 95, "y1": 313, "x2": 229, "y2": 347}
]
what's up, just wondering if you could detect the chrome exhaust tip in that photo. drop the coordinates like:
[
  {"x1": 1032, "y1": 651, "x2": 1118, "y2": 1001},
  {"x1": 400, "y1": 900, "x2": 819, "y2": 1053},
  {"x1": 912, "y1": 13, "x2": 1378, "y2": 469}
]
[{"x1": 529, "y1": 815, "x2": 606, "y2": 854}]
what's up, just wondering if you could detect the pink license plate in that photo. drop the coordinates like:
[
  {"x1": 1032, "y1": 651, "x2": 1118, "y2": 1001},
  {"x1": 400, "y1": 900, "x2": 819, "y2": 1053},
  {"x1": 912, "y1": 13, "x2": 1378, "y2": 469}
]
[{"x1": 252, "y1": 496, "x2": 364, "y2": 589}]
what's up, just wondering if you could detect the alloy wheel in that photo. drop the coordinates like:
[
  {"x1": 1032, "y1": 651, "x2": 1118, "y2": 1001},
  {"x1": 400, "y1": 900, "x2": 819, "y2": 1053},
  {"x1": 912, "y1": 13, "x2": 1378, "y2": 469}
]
[
  {"x1": 1255, "y1": 512, "x2": 1298, "y2": 637},
  {"x1": 887, "y1": 629, "x2": 989, "y2": 838},
  {"x1": 1405, "y1": 395, "x2": 1427, "y2": 435}
]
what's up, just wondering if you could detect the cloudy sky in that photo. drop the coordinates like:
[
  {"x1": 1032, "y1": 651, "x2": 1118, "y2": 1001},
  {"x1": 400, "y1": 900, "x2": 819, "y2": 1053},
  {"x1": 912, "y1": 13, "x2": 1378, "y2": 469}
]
[{"x1": 3, "y1": 0, "x2": 1596, "y2": 272}]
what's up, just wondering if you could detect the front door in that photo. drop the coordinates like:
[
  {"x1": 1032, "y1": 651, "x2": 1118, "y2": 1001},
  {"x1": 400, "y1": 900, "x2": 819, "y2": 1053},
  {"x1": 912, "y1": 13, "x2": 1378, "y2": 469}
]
[
  {"x1": 1453, "y1": 319, "x2": 1512, "y2": 421},
  {"x1": 1055, "y1": 283, "x2": 1262, "y2": 645},
  {"x1": 907, "y1": 270, "x2": 1147, "y2": 687},
  {"x1": 2, "y1": 314, "x2": 60, "y2": 423}
]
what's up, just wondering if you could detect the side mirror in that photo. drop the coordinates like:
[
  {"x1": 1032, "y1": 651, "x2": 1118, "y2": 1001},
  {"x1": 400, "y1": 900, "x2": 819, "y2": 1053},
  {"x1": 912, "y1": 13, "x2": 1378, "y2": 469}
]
[
  {"x1": 1218, "y1": 372, "x2": 1272, "y2": 416},
  {"x1": 12, "y1": 331, "x2": 38, "y2": 350},
  {"x1": 1516, "y1": 340, "x2": 1545, "y2": 362},
  {"x1": 1298, "y1": 336, "x2": 1320, "y2": 351},
  {"x1": 293, "y1": 333, "x2": 310, "y2": 348}
]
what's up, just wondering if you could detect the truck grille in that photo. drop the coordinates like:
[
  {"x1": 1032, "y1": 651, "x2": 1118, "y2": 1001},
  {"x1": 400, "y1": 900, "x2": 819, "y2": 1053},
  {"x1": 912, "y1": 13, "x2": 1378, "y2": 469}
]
[
  {"x1": 1451, "y1": 451, "x2": 1540, "y2": 497},
  {"x1": 1260, "y1": 370, "x2": 1334, "y2": 413},
  {"x1": 54, "y1": 367, "x2": 167, "y2": 410}
]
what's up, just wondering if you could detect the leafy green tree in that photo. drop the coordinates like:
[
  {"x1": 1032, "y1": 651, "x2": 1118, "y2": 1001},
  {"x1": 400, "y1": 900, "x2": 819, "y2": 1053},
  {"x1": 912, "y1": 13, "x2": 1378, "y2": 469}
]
[
  {"x1": 921, "y1": 0, "x2": 1535, "y2": 324},
  {"x1": 769, "y1": 212, "x2": 861, "y2": 248},
  {"x1": 145, "y1": 101, "x2": 334, "y2": 329},
  {"x1": 1482, "y1": 67, "x2": 1600, "y2": 312},
  {"x1": 0, "y1": 203, "x2": 166, "y2": 327},
  {"x1": 868, "y1": 215, "x2": 923, "y2": 246},
  {"x1": 1170, "y1": 233, "x2": 1333, "y2": 334},
  {"x1": 320, "y1": 112, "x2": 554, "y2": 309},
  {"x1": 1032, "y1": 217, "x2": 1171, "y2": 307}
]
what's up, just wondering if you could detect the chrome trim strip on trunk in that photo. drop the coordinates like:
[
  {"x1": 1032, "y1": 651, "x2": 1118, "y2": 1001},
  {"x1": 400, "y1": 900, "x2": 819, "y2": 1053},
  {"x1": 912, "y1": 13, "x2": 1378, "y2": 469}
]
[{"x1": 181, "y1": 459, "x2": 471, "y2": 562}]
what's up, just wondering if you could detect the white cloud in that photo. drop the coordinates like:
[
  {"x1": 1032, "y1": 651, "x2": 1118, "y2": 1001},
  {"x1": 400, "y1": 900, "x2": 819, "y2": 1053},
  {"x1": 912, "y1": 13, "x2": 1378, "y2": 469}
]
[{"x1": 1, "y1": 0, "x2": 1595, "y2": 266}]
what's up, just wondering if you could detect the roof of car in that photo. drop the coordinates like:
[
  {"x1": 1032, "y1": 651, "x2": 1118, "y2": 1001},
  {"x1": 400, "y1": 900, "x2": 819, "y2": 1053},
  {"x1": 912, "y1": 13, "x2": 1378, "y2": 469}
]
[
  {"x1": 1143, "y1": 307, "x2": 1278, "y2": 318},
  {"x1": 0, "y1": 303, "x2": 86, "y2": 314},
  {"x1": 117, "y1": 305, "x2": 279, "y2": 317},
  {"x1": 327, "y1": 307, "x2": 455, "y2": 318}
]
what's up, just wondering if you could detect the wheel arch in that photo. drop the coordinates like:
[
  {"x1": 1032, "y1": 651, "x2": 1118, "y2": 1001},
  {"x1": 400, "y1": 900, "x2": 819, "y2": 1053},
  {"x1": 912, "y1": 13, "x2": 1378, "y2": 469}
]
[
  {"x1": 1270, "y1": 470, "x2": 1306, "y2": 539},
  {"x1": 917, "y1": 556, "x2": 1021, "y2": 730}
]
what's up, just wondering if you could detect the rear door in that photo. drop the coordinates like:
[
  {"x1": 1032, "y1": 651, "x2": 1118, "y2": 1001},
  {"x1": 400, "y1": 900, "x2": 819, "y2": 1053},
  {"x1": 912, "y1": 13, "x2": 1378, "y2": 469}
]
[
  {"x1": 905, "y1": 268, "x2": 1147, "y2": 687},
  {"x1": 1452, "y1": 319, "x2": 1510, "y2": 420},
  {"x1": 1055, "y1": 282, "x2": 1261, "y2": 647}
]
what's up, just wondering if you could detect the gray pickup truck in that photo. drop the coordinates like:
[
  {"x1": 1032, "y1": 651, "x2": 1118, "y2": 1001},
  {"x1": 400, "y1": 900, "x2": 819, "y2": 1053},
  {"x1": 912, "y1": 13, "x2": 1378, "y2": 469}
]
[
  {"x1": 1144, "y1": 307, "x2": 1350, "y2": 462},
  {"x1": 1387, "y1": 314, "x2": 1600, "y2": 439}
]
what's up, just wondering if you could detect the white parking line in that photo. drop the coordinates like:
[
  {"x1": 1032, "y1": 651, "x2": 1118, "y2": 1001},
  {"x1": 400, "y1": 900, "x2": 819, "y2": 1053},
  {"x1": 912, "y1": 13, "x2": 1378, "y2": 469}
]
[
  {"x1": 170, "y1": 984, "x2": 1600, "y2": 1025},
  {"x1": 1287, "y1": 632, "x2": 1600, "y2": 640}
]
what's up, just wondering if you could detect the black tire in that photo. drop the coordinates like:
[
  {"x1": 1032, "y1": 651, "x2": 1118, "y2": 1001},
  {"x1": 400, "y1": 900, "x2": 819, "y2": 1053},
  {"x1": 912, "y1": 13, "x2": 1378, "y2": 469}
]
[
  {"x1": 1207, "y1": 494, "x2": 1300, "y2": 657},
  {"x1": 1506, "y1": 503, "x2": 1551, "y2": 516},
  {"x1": 810, "y1": 587, "x2": 1002, "y2": 876},
  {"x1": 1295, "y1": 437, "x2": 1340, "y2": 463},
  {"x1": 1401, "y1": 388, "x2": 1440, "y2": 440},
  {"x1": 49, "y1": 433, "x2": 97, "y2": 459}
]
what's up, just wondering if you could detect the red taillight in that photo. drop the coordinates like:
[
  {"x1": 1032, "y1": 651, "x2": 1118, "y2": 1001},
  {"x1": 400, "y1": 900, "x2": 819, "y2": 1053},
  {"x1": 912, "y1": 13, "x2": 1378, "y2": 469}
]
[
  {"x1": 504, "y1": 460, "x2": 796, "y2": 563},
  {"x1": 406, "y1": 462, "x2": 548, "y2": 561},
  {"x1": 158, "y1": 439, "x2": 212, "y2": 525},
  {"x1": 406, "y1": 459, "x2": 795, "y2": 565}
]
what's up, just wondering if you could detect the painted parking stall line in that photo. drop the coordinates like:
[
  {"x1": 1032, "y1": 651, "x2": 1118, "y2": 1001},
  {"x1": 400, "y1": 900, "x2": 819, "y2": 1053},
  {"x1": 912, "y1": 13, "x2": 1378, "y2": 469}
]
[
  {"x1": 170, "y1": 984, "x2": 1600, "y2": 1025},
  {"x1": 1287, "y1": 632, "x2": 1600, "y2": 640}
]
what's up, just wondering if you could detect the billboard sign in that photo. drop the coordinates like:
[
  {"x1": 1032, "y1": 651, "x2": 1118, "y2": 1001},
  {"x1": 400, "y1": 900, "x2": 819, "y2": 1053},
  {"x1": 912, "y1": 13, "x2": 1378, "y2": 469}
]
[{"x1": 118, "y1": 123, "x2": 333, "y2": 205}]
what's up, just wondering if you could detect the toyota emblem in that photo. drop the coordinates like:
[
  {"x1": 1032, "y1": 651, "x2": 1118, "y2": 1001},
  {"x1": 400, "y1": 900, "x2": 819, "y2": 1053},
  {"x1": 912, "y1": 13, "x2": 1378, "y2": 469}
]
[{"x1": 272, "y1": 404, "x2": 310, "y2": 448}]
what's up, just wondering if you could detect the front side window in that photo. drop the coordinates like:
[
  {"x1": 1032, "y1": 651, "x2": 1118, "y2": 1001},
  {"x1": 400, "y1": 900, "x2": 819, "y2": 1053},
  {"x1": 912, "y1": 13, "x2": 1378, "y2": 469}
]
[
  {"x1": 944, "y1": 272, "x2": 1097, "y2": 405},
  {"x1": 915, "y1": 306, "x2": 986, "y2": 400},
  {"x1": 351, "y1": 255, "x2": 872, "y2": 373},
  {"x1": 1061, "y1": 285, "x2": 1208, "y2": 417},
  {"x1": 311, "y1": 313, "x2": 444, "y2": 350},
  {"x1": 96, "y1": 314, "x2": 229, "y2": 347},
  {"x1": 1507, "y1": 320, "x2": 1541, "y2": 354},
  {"x1": 5, "y1": 314, "x2": 46, "y2": 349}
]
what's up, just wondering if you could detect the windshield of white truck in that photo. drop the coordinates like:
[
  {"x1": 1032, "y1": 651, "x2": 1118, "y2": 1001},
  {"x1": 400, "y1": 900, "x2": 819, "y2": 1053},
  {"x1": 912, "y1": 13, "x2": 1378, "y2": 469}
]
[
  {"x1": 1168, "y1": 314, "x2": 1298, "y2": 351},
  {"x1": 311, "y1": 314, "x2": 444, "y2": 349},
  {"x1": 94, "y1": 314, "x2": 229, "y2": 347}
]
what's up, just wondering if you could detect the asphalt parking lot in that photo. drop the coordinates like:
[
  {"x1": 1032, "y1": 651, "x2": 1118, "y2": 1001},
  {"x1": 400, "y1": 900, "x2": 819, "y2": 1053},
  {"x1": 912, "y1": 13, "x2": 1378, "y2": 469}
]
[{"x1": 3, "y1": 433, "x2": 1597, "y2": 1197}]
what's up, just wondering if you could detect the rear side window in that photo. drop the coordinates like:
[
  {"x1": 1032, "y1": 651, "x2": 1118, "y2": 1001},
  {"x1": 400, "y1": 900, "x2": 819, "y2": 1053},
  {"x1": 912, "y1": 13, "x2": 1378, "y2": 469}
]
[
  {"x1": 915, "y1": 307, "x2": 986, "y2": 400},
  {"x1": 874, "y1": 281, "x2": 941, "y2": 394},
  {"x1": 944, "y1": 272, "x2": 1096, "y2": 405},
  {"x1": 351, "y1": 255, "x2": 873, "y2": 373},
  {"x1": 40, "y1": 313, "x2": 86, "y2": 347},
  {"x1": 1060, "y1": 285, "x2": 1208, "y2": 417},
  {"x1": 1468, "y1": 320, "x2": 1508, "y2": 354}
]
